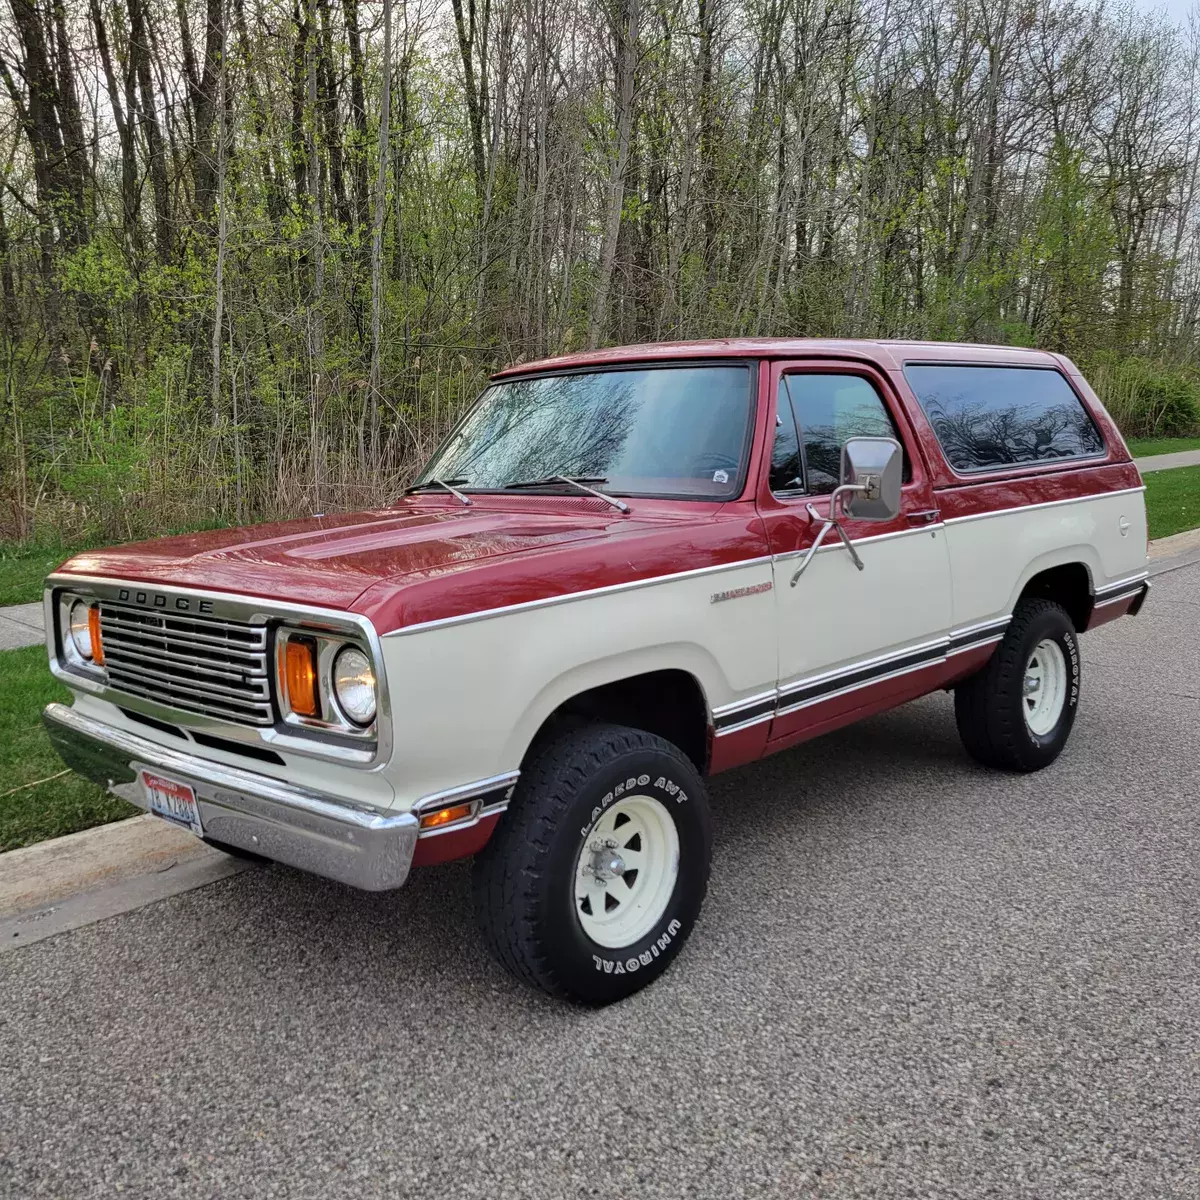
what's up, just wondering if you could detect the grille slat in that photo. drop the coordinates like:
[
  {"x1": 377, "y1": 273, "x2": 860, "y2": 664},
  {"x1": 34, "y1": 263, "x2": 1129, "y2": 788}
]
[
  {"x1": 100, "y1": 611, "x2": 265, "y2": 652},
  {"x1": 100, "y1": 602, "x2": 273, "y2": 726},
  {"x1": 102, "y1": 632, "x2": 268, "y2": 678}
]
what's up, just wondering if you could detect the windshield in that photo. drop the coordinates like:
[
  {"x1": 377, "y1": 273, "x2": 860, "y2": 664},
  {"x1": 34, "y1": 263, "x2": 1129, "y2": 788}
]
[{"x1": 415, "y1": 364, "x2": 754, "y2": 499}]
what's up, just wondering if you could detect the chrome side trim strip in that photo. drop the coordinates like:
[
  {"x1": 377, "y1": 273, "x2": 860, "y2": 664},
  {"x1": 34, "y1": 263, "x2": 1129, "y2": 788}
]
[
  {"x1": 713, "y1": 617, "x2": 1010, "y2": 736},
  {"x1": 770, "y1": 521, "x2": 945, "y2": 564},
  {"x1": 712, "y1": 688, "x2": 778, "y2": 719},
  {"x1": 1094, "y1": 570, "x2": 1150, "y2": 599},
  {"x1": 775, "y1": 655, "x2": 941, "y2": 719},
  {"x1": 385, "y1": 556, "x2": 776, "y2": 637},
  {"x1": 384, "y1": 491, "x2": 1143, "y2": 638},
  {"x1": 412, "y1": 771, "x2": 520, "y2": 814},
  {"x1": 947, "y1": 633, "x2": 1004, "y2": 655},
  {"x1": 778, "y1": 634, "x2": 951, "y2": 697},
  {"x1": 942, "y1": 486, "x2": 1146, "y2": 526}
]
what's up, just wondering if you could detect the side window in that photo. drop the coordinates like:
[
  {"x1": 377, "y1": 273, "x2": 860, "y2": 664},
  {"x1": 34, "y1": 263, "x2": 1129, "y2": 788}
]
[
  {"x1": 770, "y1": 383, "x2": 804, "y2": 493},
  {"x1": 784, "y1": 373, "x2": 904, "y2": 495},
  {"x1": 903, "y1": 364, "x2": 1105, "y2": 472}
]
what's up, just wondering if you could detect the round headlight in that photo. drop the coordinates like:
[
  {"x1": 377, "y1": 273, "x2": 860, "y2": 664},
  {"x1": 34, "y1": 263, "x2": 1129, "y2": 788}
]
[
  {"x1": 332, "y1": 645, "x2": 376, "y2": 726},
  {"x1": 69, "y1": 599, "x2": 94, "y2": 659}
]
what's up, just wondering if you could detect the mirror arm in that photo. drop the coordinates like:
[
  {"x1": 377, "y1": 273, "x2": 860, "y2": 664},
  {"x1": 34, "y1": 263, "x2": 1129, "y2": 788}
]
[
  {"x1": 789, "y1": 495, "x2": 865, "y2": 587},
  {"x1": 830, "y1": 515, "x2": 865, "y2": 572}
]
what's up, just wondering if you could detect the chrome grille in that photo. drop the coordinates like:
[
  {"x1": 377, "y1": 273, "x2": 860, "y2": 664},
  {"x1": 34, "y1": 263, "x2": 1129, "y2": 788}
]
[{"x1": 99, "y1": 602, "x2": 272, "y2": 726}]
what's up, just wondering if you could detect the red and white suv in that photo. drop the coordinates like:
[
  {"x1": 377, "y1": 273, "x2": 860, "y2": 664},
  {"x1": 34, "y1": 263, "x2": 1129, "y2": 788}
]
[{"x1": 43, "y1": 339, "x2": 1149, "y2": 1002}]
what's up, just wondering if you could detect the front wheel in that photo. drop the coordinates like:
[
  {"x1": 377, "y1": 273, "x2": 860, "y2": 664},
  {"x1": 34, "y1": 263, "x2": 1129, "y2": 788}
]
[
  {"x1": 954, "y1": 598, "x2": 1081, "y2": 772},
  {"x1": 471, "y1": 723, "x2": 711, "y2": 1004}
]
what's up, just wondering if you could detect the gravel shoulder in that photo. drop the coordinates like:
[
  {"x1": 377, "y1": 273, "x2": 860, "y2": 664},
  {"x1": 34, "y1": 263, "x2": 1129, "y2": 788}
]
[{"x1": 1, "y1": 565, "x2": 1198, "y2": 1199}]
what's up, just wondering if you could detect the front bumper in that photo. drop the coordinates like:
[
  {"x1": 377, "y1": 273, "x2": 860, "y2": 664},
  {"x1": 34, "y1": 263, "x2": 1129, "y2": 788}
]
[{"x1": 42, "y1": 703, "x2": 419, "y2": 891}]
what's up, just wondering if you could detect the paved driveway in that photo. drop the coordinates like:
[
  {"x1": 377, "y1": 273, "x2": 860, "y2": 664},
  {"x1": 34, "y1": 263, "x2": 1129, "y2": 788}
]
[{"x1": 2, "y1": 564, "x2": 1198, "y2": 1199}]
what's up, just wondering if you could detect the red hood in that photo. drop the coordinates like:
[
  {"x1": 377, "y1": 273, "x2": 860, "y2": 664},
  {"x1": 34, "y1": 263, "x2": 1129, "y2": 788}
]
[{"x1": 57, "y1": 502, "x2": 620, "y2": 610}]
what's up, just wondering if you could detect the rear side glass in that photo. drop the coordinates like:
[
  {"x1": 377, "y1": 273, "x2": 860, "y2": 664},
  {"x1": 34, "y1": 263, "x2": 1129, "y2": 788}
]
[{"x1": 904, "y1": 364, "x2": 1104, "y2": 472}]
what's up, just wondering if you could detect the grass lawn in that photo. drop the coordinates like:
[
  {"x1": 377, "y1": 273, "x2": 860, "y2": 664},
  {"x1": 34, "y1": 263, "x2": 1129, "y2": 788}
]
[
  {"x1": 1127, "y1": 436, "x2": 1200, "y2": 458},
  {"x1": 1144, "y1": 463, "x2": 1200, "y2": 541},
  {"x1": 0, "y1": 645, "x2": 136, "y2": 851},
  {"x1": 0, "y1": 545, "x2": 75, "y2": 607}
]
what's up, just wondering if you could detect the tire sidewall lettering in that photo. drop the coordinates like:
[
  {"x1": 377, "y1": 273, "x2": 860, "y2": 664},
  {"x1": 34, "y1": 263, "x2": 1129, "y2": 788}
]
[
  {"x1": 592, "y1": 919, "x2": 684, "y2": 973},
  {"x1": 580, "y1": 772, "x2": 688, "y2": 838},
  {"x1": 1064, "y1": 630, "x2": 1080, "y2": 709}
]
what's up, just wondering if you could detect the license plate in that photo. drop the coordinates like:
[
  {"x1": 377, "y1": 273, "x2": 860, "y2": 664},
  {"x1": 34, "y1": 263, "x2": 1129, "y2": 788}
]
[{"x1": 141, "y1": 771, "x2": 203, "y2": 836}]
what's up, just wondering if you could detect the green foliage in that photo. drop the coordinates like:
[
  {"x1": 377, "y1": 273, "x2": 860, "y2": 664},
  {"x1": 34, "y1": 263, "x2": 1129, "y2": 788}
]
[
  {"x1": 4, "y1": 0, "x2": 1200, "y2": 548},
  {"x1": 1089, "y1": 357, "x2": 1200, "y2": 439}
]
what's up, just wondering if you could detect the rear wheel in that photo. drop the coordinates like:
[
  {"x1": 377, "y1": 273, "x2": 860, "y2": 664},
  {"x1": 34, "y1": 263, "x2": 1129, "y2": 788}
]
[
  {"x1": 954, "y1": 598, "x2": 1081, "y2": 772},
  {"x1": 472, "y1": 723, "x2": 711, "y2": 1004}
]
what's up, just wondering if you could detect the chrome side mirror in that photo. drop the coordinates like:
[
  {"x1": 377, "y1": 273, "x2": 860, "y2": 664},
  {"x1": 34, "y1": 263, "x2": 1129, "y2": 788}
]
[
  {"x1": 839, "y1": 436, "x2": 902, "y2": 521},
  {"x1": 790, "y1": 436, "x2": 903, "y2": 586}
]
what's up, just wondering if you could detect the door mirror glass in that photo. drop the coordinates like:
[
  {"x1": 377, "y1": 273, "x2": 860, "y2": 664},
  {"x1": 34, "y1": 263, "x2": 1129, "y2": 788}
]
[{"x1": 840, "y1": 437, "x2": 902, "y2": 520}]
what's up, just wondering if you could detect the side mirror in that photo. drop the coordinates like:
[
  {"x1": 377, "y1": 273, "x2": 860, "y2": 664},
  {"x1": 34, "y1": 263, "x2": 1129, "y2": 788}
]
[{"x1": 840, "y1": 436, "x2": 902, "y2": 521}]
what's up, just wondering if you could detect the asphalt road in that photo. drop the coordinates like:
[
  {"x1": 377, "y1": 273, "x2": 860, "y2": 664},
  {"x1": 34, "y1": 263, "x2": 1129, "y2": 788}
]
[{"x1": 2, "y1": 563, "x2": 1198, "y2": 1199}]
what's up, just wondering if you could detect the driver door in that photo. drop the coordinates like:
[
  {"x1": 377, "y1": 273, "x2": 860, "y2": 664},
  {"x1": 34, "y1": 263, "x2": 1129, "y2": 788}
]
[{"x1": 762, "y1": 360, "x2": 953, "y2": 746}]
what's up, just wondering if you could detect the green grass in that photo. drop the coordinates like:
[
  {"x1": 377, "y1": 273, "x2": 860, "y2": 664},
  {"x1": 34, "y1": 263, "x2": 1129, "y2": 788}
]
[
  {"x1": 0, "y1": 545, "x2": 77, "y2": 607},
  {"x1": 1127, "y1": 436, "x2": 1200, "y2": 458},
  {"x1": 1144, "y1": 463, "x2": 1200, "y2": 541},
  {"x1": 0, "y1": 645, "x2": 137, "y2": 851}
]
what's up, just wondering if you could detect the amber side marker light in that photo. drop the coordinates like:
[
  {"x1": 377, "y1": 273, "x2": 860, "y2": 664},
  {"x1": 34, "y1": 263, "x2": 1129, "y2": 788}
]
[
  {"x1": 88, "y1": 605, "x2": 105, "y2": 666},
  {"x1": 419, "y1": 802, "x2": 476, "y2": 831},
  {"x1": 284, "y1": 637, "x2": 319, "y2": 717}
]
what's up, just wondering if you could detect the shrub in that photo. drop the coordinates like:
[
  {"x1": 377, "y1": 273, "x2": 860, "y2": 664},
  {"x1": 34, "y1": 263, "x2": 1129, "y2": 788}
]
[{"x1": 1090, "y1": 357, "x2": 1200, "y2": 438}]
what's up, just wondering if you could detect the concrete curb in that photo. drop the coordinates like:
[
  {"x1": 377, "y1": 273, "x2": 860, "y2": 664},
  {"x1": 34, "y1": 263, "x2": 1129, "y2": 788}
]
[
  {"x1": 0, "y1": 853, "x2": 249, "y2": 954},
  {"x1": 0, "y1": 813, "x2": 217, "y2": 918},
  {"x1": 0, "y1": 813, "x2": 254, "y2": 950},
  {"x1": 1147, "y1": 528, "x2": 1200, "y2": 578}
]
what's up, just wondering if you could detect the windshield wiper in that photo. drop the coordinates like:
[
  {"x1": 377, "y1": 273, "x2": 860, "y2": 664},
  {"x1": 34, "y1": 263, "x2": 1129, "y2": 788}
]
[
  {"x1": 404, "y1": 477, "x2": 472, "y2": 506},
  {"x1": 504, "y1": 475, "x2": 630, "y2": 515}
]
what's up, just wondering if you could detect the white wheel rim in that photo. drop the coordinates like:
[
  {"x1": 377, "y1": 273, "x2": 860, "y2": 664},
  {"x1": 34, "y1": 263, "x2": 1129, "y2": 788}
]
[
  {"x1": 1023, "y1": 638, "x2": 1068, "y2": 736},
  {"x1": 573, "y1": 795, "x2": 680, "y2": 949}
]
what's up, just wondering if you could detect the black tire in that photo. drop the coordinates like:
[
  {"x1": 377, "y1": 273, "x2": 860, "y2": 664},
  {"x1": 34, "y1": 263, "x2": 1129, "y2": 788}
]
[
  {"x1": 954, "y1": 598, "x2": 1081, "y2": 772},
  {"x1": 472, "y1": 722, "x2": 711, "y2": 1005}
]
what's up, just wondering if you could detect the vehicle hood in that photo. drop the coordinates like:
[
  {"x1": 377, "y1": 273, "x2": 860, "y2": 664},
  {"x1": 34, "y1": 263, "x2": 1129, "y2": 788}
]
[{"x1": 56, "y1": 503, "x2": 622, "y2": 610}]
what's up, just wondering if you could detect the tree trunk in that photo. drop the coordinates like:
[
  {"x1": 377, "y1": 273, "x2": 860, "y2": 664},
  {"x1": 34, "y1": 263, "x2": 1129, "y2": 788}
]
[{"x1": 587, "y1": 0, "x2": 640, "y2": 349}]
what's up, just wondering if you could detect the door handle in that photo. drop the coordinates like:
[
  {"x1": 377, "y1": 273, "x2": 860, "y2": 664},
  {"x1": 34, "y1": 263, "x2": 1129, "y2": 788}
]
[{"x1": 907, "y1": 508, "x2": 940, "y2": 525}]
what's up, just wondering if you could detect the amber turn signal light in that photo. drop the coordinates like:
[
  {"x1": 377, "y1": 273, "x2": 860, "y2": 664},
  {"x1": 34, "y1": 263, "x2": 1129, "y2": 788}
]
[
  {"x1": 284, "y1": 637, "x2": 319, "y2": 717},
  {"x1": 419, "y1": 802, "x2": 476, "y2": 831},
  {"x1": 88, "y1": 604, "x2": 105, "y2": 666}
]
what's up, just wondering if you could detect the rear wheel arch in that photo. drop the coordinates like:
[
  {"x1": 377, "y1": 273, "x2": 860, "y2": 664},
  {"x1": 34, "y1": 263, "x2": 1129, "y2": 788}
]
[{"x1": 1012, "y1": 558, "x2": 1095, "y2": 631}]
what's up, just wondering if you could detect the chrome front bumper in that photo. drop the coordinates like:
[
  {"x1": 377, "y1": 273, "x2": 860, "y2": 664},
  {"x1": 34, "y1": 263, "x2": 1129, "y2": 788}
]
[{"x1": 42, "y1": 703, "x2": 418, "y2": 891}]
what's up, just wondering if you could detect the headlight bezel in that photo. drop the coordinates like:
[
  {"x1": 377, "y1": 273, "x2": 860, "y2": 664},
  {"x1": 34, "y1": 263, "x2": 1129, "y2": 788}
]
[
  {"x1": 276, "y1": 627, "x2": 379, "y2": 740},
  {"x1": 58, "y1": 592, "x2": 106, "y2": 678}
]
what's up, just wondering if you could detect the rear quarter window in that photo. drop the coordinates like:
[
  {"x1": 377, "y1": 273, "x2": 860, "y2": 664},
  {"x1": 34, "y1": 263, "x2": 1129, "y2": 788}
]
[{"x1": 903, "y1": 364, "x2": 1105, "y2": 473}]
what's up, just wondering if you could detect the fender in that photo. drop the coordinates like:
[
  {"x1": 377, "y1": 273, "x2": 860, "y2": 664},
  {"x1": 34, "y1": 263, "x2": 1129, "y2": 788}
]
[{"x1": 498, "y1": 644, "x2": 718, "y2": 772}]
